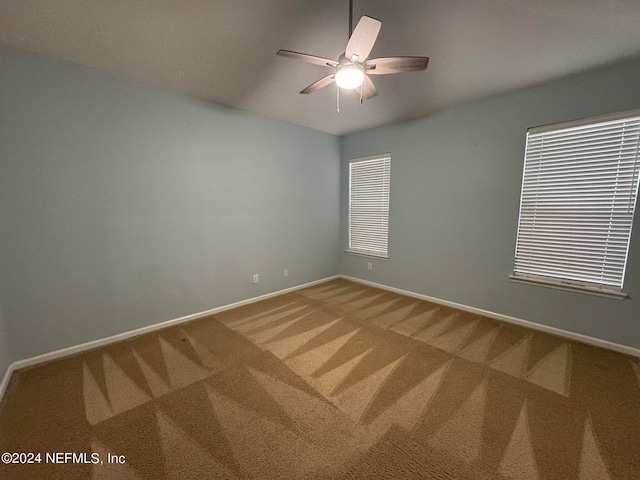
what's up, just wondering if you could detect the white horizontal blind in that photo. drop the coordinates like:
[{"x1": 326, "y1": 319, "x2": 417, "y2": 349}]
[
  {"x1": 513, "y1": 111, "x2": 640, "y2": 294},
  {"x1": 349, "y1": 154, "x2": 391, "y2": 258}
]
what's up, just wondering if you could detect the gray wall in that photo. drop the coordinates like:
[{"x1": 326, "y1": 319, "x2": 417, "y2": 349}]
[
  {"x1": 0, "y1": 45, "x2": 340, "y2": 360},
  {"x1": 340, "y1": 59, "x2": 640, "y2": 350}
]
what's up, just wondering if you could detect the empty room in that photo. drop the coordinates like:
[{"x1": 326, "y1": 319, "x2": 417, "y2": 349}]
[{"x1": 1, "y1": 1, "x2": 640, "y2": 479}]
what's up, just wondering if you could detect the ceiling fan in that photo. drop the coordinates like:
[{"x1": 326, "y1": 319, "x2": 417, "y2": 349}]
[{"x1": 276, "y1": 0, "x2": 429, "y2": 112}]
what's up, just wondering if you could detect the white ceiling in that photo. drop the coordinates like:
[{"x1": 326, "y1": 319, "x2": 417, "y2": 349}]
[{"x1": 2, "y1": 0, "x2": 640, "y2": 135}]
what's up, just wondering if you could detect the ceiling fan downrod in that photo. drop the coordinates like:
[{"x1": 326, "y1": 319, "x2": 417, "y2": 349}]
[{"x1": 349, "y1": 0, "x2": 354, "y2": 37}]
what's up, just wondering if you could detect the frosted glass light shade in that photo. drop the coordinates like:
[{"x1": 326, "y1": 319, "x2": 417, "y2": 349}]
[{"x1": 335, "y1": 66, "x2": 365, "y2": 89}]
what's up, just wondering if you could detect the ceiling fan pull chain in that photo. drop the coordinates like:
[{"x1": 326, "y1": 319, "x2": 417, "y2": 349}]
[{"x1": 337, "y1": 84, "x2": 341, "y2": 114}]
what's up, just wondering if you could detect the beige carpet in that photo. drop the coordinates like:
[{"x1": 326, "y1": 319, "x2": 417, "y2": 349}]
[{"x1": 1, "y1": 278, "x2": 639, "y2": 479}]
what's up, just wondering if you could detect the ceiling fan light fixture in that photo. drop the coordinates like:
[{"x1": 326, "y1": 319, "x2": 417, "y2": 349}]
[{"x1": 335, "y1": 65, "x2": 365, "y2": 89}]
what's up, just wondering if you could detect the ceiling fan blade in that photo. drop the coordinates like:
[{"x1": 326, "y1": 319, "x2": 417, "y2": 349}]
[
  {"x1": 300, "y1": 74, "x2": 336, "y2": 94},
  {"x1": 345, "y1": 16, "x2": 381, "y2": 62},
  {"x1": 357, "y1": 75, "x2": 378, "y2": 99},
  {"x1": 277, "y1": 50, "x2": 338, "y2": 68},
  {"x1": 367, "y1": 56, "x2": 429, "y2": 75}
]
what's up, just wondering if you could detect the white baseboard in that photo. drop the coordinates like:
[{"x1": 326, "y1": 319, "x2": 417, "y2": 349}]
[
  {"x1": 0, "y1": 362, "x2": 15, "y2": 406},
  {"x1": 341, "y1": 275, "x2": 640, "y2": 358},
  {"x1": 0, "y1": 275, "x2": 339, "y2": 403}
]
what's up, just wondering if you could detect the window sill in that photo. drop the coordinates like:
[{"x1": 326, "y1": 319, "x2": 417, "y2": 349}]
[
  {"x1": 509, "y1": 275, "x2": 627, "y2": 300},
  {"x1": 345, "y1": 250, "x2": 389, "y2": 260}
]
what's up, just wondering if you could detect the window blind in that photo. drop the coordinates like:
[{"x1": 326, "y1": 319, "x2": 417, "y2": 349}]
[
  {"x1": 512, "y1": 110, "x2": 640, "y2": 297},
  {"x1": 348, "y1": 154, "x2": 391, "y2": 258}
]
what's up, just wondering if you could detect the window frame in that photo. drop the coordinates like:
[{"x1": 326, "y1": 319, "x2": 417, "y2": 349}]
[
  {"x1": 510, "y1": 109, "x2": 640, "y2": 299},
  {"x1": 346, "y1": 153, "x2": 391, "y2": 259}
]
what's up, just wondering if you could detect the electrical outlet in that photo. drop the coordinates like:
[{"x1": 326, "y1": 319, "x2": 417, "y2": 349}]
[
  {"x1": 368, "y1": 263, "x2": 373, "y2": 271},
  {"x1": 284, "y1": 269, "x2": 289, "y2": 277},
  {"x1": 253, "y1": 274, "x2": 259, "y2": 283}
]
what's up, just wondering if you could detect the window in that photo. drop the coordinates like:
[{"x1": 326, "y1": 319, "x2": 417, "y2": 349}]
[
  {"x1": 348, "y1": 154, "x2": 391, "y2": 258},
  {"x1": 511, "y1": 110, "x2": 640, "y2": 298}
]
